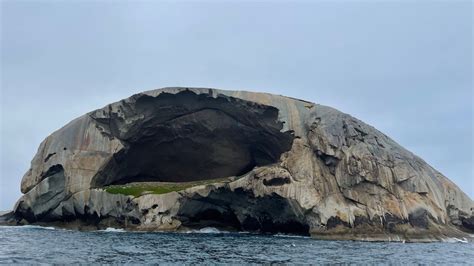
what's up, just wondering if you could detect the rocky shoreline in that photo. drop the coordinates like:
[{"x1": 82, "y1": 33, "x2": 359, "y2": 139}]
[{"x1": 1, "y1": 218, "x2": 472, "y2": 243}]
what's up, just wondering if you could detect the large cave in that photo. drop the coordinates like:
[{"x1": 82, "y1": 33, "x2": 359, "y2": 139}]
[{"x1": 91, "y1": 90, "x2": 294, "y2": 187}]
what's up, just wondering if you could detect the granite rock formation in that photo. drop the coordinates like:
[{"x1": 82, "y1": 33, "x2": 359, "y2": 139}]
[{"x1": 5, "y1": 87, "x2": 474, "y2": 241}]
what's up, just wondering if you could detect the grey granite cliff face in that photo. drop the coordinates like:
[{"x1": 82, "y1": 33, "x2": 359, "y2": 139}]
[{"x1": 7, "y1": 87, "x2": 474, "y2": 241}]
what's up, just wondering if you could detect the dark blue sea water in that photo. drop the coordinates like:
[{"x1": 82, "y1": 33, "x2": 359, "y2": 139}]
[{"x1": 0, "y1": 225, "x2": 473, "y2": 264}]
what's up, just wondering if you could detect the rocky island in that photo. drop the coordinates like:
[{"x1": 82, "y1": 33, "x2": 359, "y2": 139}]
[{"x1": 2, "y1": 87, "x2": 473, "y2": 242}]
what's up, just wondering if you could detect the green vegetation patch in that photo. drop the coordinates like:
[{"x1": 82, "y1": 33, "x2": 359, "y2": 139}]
[{"x1": 103, "y1": 177, "x2": 230, "y2": 197}]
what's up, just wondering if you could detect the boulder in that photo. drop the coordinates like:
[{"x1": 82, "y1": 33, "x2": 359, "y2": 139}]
[{"x1": 7, "y1": 87, "x2": 474, "y2": 241}]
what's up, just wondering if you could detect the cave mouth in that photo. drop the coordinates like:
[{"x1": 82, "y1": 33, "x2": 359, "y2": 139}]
[
  {"x1": 92, "y1": 90, "x2": 294, "y2": 187},
  {"x1": 177, "y1": 188, "x2": 311, "y2": 236}
]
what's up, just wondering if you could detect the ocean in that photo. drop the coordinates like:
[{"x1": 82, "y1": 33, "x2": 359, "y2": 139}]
[{"x1": 0, "y1": 225, "x2": 473, "y2": 264}]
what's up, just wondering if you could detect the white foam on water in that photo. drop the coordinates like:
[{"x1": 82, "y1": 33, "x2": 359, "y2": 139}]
[
  {"x1": 17, "y1": 225, "x2": 57, "y2": 230},
  {"x1": 274, "y1": 233, "x2": 310, "y2": 239},
  {"x1": 99, "y1": 227, "x2": 126, "y2": 233},
  {"x1": 441, "y1": 237, "x2": 469, "y2": 243},
  {"x1": 186, "y1": 227, "x2": 228, "y2": 234},
  {"x1": 453, "y1": 237, "x2": 468, "y2": 243}
]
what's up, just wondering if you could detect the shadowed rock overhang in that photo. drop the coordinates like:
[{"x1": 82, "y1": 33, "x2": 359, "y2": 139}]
[{"x1": 91, "y1": 90, "x2": 295, "y2": 187}]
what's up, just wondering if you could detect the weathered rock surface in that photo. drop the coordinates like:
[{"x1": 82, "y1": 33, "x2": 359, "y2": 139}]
[{"x1": 5, "y1": 87, "x2": 474, "y2": 241}]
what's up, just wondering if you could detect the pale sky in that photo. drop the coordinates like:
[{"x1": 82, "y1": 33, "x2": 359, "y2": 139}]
[{"x1": 1, "y1": 1, "x2": 472, "y2": 210}]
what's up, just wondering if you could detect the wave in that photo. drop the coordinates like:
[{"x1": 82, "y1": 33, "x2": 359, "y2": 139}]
[
  {"x1": 3, "y1": 225, "x2": 58, "y2": 230},
  {"x1": 441, "y1": 237, "x2": 470, "y2": 243},
  {"x1": 185, "y1": 227, "x2": 229, "y2": 234},
  {"x1": 274, "y1": 233, "x2": 310, "y2": 239},
  {"x1": 98, "y1": 227, "x2": 126, "y2": 233}
]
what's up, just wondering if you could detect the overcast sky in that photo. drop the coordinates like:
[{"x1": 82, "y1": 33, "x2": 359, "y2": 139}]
[{"x1": 1, "y1": 1, "x2": 472, "y2": 210}]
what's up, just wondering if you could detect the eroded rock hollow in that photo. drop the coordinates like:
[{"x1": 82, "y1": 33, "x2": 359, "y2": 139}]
[
  {"x1": 91, "y1": 91, "x2": 294, "y2": 186},
  {"x1": 5, "y1": 87, "x2": 474, "y2": 242}
]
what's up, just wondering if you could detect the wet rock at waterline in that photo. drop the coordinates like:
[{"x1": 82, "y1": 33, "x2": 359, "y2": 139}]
[{"x1": 3, "y1": 87, "x2": 474, "y2": 242}]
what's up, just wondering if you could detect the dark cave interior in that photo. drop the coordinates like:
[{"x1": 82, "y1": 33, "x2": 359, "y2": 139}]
[{"x1": 92, "y1": 90, "x2": 294, "y2": 187}]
